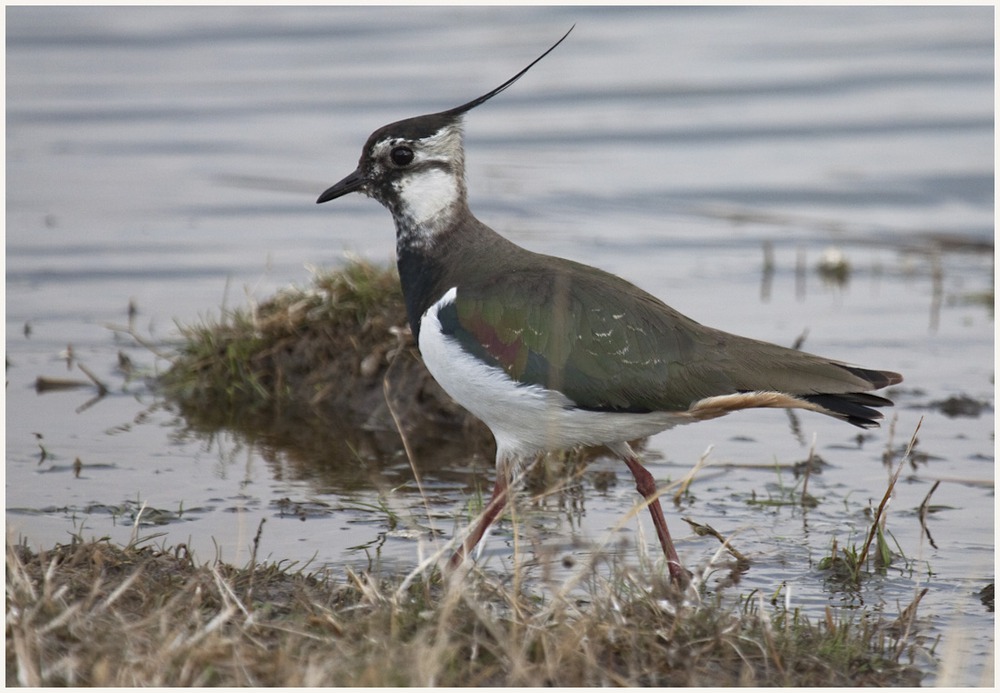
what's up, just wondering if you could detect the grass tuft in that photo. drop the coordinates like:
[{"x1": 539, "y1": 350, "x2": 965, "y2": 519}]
[
  {"x1": 6, "y1": 536, "x2": 927, "y2": 686},
  {"x1": 158, "y1": 258, "x2": 492, "y2": 455}
]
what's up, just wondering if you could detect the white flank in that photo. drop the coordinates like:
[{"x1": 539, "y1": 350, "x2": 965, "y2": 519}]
[{"x1": 419, "y1": 288, "x2": 685, "y2": 462}]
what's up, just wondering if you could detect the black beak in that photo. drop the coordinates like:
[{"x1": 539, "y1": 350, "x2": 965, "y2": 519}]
[{"x1": 317, "y1": 168, "x2": 367, "y2": 204}]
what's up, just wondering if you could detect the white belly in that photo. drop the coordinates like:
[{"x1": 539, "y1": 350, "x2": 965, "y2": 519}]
[{"x1": 419, "y1": 288, "x2": 683, "y2": 460}]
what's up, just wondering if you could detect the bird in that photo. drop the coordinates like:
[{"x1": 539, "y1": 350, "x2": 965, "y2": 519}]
[{"x1": 316, "y1": 27, "x2": 902, "y2": 584}]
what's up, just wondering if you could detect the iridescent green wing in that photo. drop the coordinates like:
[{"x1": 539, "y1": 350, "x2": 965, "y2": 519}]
[{"x1": 435, "y1": 262, "x2": 721, "y2": 413}]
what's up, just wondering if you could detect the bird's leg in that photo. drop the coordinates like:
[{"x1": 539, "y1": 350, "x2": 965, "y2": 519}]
[
  {"x1": 449, "y1": 468, "x2": 510, "y2": 569},
  {"x1": 621, "y1": 452, "x2": 688, "y2": 586}
]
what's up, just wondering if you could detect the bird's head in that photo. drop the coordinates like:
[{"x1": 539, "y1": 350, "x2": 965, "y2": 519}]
[
  {"x1": 317, "y1": 27, "x2": 574, "y2": 239},
  {"x1": 317, "y1": 112, "x2": 468, "y2": 235}
]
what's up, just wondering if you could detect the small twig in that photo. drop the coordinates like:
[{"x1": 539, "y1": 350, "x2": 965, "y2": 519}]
[
  {"x1": 682, "y1": 517, "x2": 750, "y2": 567},
  {"x1": 893, "y1": 587, "x2": 929, "y2": 656},
  {"x1": 34, "y1": 376, "x2": 91, "y2": 392},
  {"x1": 673, "y1": 444, "x2": 712, "y2": 505},
  {"x1": 917, "y1": 480, "x2": 941, "y2": 550},
  {"x1": 34, "y1": 433, "x2": 48, "y2": 465},
  {"x1": 75, "y1": 393, "x2": 106, "y2": 414},
  {"x1": 800, "y1": 433, "x2": 817, "y2": 507},
  {"x1": 76, "y1": 362, "x2": 109, "y2": 396},
  {"x1": 246, "y1": 518, "x2": 266, "y2": 603},
  {"x1": 104, "y1": 321, "x2": 175, "y2": 361},
  {"x1": 858, "y1": 417, "x2": 923, "y2": 572},
  {"x1": 129, "y1": 501, "x2": 148, "y2": 546},
  {"x1": 382, "y1": 349, "x2": 435, "y2": 544},
  {"x1": 74, "y1": 363, "x2": 110, "y2": 413}
]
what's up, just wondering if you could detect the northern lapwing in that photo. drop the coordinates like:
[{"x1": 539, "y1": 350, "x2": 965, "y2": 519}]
[{"x1": 316, "y1": 28, "x2": 902, "y2": 584}]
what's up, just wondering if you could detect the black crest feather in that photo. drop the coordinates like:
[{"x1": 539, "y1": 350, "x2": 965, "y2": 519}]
[{"x1": 441, "y1": 25, "x2": 574, "y2": 118}]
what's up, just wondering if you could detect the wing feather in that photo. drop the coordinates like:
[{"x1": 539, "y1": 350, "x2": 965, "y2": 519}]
[{"x1": 436, "y1": 256, "x2": 899, "y2": 416}]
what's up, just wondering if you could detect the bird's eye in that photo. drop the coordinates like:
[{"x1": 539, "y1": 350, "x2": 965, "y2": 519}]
[{"x1": 390, "y1": 146, "x2": 414, "y2": 167}]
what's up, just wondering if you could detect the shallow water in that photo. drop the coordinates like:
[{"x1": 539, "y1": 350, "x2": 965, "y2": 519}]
[{"x1": 6, "y1": 6, "x2": 994, "y2": 685}]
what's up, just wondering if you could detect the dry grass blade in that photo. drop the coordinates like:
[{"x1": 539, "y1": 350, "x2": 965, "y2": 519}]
[
  {"x1": 681, "y1": 517, "x2": 750, "y2": 567},
  {"x1": 382, "y1": 349, "x2": 436, "y2": 543},
  {"x1": 128, "y1": 501, "x2": 147, "y2": 545},
  {"x1": 5, "y1": 535, "x2": 927, "y2": 686},
  {"x1": 673, "y1": 444, "x2": 713, "y2": 504},
  {"x1": 858, "y1": 417, "x2": 923, "y2": 570}
]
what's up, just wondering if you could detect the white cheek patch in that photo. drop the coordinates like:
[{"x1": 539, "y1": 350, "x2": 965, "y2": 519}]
[{"x1": 397, "y1": 167, "x2": 460, "y2": 226}]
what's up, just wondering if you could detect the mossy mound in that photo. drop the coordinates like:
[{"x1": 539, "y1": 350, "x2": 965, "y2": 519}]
[{"x1": 160, "y1": 259, "x2": 492, "y2": 457}]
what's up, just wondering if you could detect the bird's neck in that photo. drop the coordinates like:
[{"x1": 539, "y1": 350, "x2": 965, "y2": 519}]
[
  {"x1": 396, "y1": 240, "x2": 445, "y2": 341},
  {"x1": 394, "y1": 207, "x2": 517, "y2": 342}
]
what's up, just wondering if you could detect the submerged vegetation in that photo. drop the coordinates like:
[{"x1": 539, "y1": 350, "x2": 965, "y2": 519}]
[{"x1": 6, "y1": 534, "x2": 928, "y2": 686}]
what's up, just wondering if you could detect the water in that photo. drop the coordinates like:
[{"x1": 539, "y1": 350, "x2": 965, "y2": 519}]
[{"x1": 6, "y1": 6, "x2": 994, "y2": 684}]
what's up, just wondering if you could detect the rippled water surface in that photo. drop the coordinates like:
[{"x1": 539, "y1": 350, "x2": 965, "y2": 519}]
[{"x1": 6, "y1": 7, "x2": 994, "y2": 684}]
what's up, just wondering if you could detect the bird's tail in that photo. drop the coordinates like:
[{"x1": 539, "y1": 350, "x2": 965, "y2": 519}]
[{"x1": 686, "y1": 365, "x2": 902, "y2": 428}]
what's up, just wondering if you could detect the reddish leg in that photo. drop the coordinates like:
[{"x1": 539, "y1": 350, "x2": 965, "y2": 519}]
[
  {"x1": 449, "y1": 470, "x2": 510, "y2": 569},
  {"x1": 621, "y1": 452, "x2": 688, "y2": 586}
]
